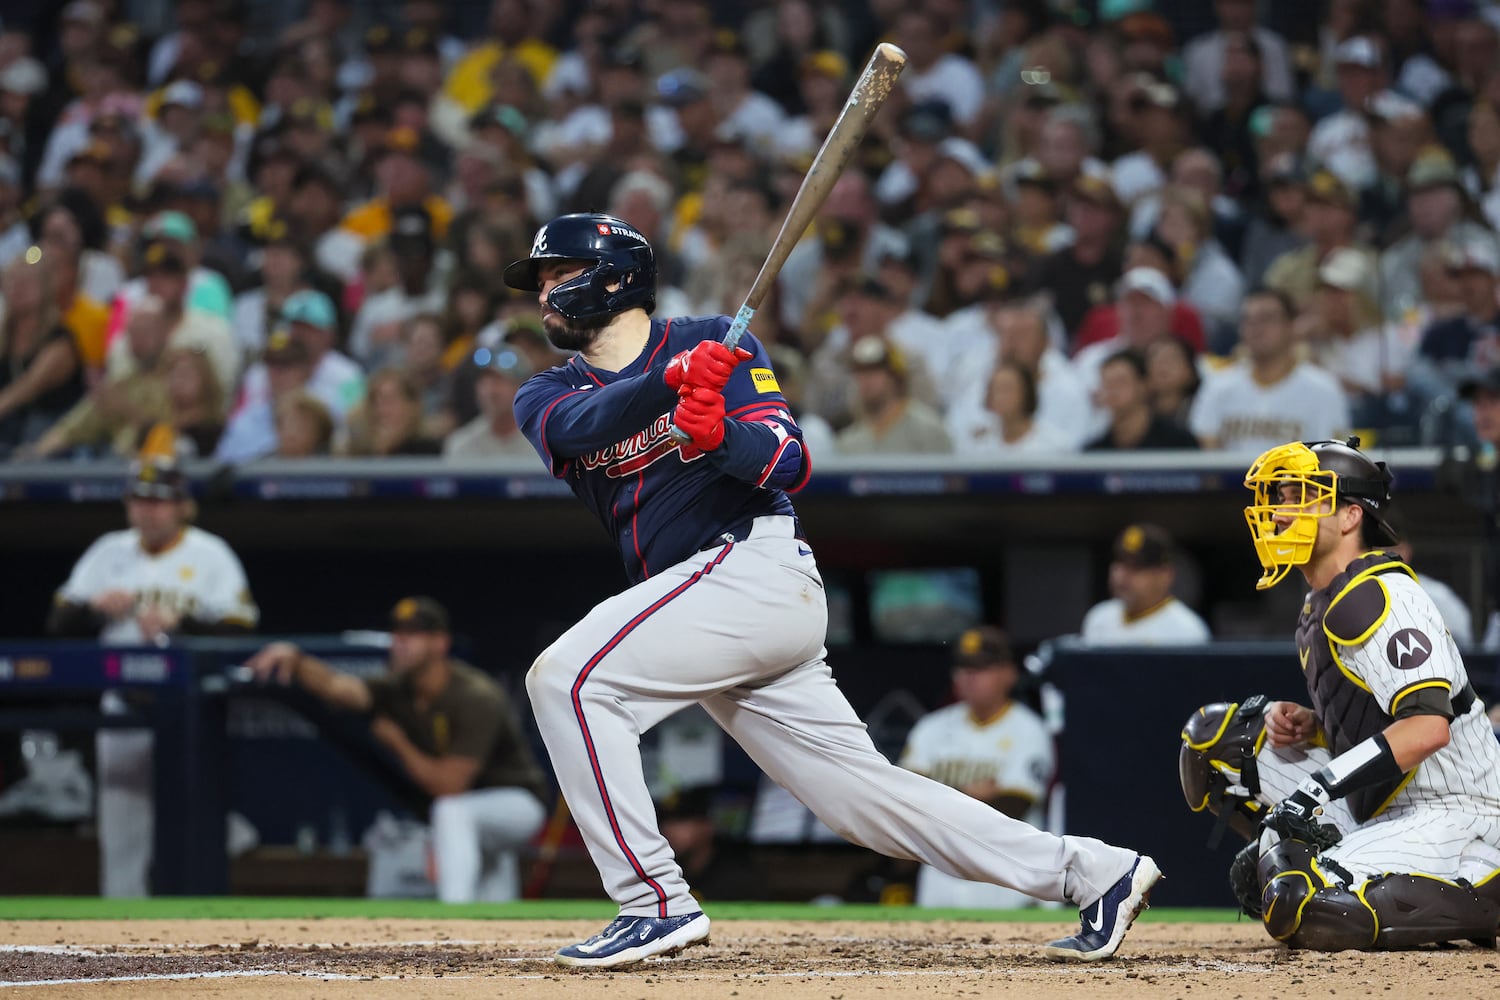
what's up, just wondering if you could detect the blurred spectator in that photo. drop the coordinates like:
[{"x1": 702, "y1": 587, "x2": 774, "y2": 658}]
[
  {"x1": 1183, "y1": 0, "x2": 1294, "y2": 115},
  {"x1": 899, "y1": 625, "x2": 1052, "y2": 908},
  {"x1": 234, "y1": 289, "x2": 365, "y2": 429},
  {"x1": 1033, "y1": 173, "x2": 1124, "y2": 342},
  {"x1": 774, "y1": 50, "x2": 849, "y2": 159},
  {"x1": 344, "y1": 368, "x2": 442, "y2": 457},
  {"x1": 895, "y1": 9, "x2": 984, "y2": 128},
  {"x1": 1010, "y1": 162, "x2": 1068, "y2": 256},
  {"x1": 946, "y1": 358, "x2": 1075, "y2": 456},
  {"x1": 1110, "y1": 81, "x2": 1188, "y2": 210},
  {"x1": 1073, "y1": 266, "x2": 1181, "y2": 398},
  {"x1": 0, "y1": 251, "x2": 85, "y2": 457},
  {"x1": 781, "y1": 169, "x2": 905, "y2": 335},
  {"x1": 1359, "y1": 91, "x2": 1430, "y2": 245},
  {"x1": 1238, "y1": 153, "x2": 1309, "y2": 289},
  {"x1": 349, "y1": 205, "x2": 446, "y2": 369},
  {"x1": 945, "y1": 297, "x2": 1090, "y2": 448},
  {"x1": 1079, "y1": 524, "x2": 1210, "y2": 644},
  {"x1": 399, "y1": 313, "x2": 456, "y2": 435},
  {"x1": 1085, "y1": 349, "x2": 1199, "y2": 452},
  {"x1": 112, "y1": 212, "x2": 235, "y2": 334},
  {"x1": 1070, "y1": 238, "x2": 1209, "y2": 355},
  {"x1": 340, "y1": 128, "x2": 453, "y2": 249},
  {"x1": 703, "y1": 31, "x2": 783, "y2": 150},
  {"x1": 444, "y1": 347, "x2": 533, "y2": 460},
  {"x1": 105, "y1": 241, "x2": 238, "y2": 397},
  {"x1": 159, "y1": 346, "x2": 224, "y2": 458},
  {"x1": 1144, "y1": 336, "x2": 1202, "y2": 429},
  {"x1": 1193, "y1": 32, "x2": 1272, "y2": 201},
  {"x1": 272, "y1": 390, "x2": 334, "y2": 459},
  {"x1": 1263, "y1": 168, "x2": 1375, "y2": 312},
  {"x1": 49, "y1": 450, "x2": 258, "y2": 896},
  {"x1": 0, "y1": 157, "x2": 25, "y2": 266},
  {"x1": 1151, "y1": 186, "x2": 1244, "y2": 351},
  {"x1": 216, "y1": 329, "x2": 315, "y2": 464},
  {"x1": 1412, "y1": 237, "x2": 1500, "y2": 392},
  {"x1": 806, "y1": 277, "x2": 941, "y2": 430},
  {"x1": 246, "y1": 596, "x2": 548, "y2": 903},
  {"x1": 1380, "y1": 151, "x2": 1498, "y2": 320},
  {"x1": 763, "y1": 343, "x2": 836, "y2": 461},
  {"x1": 290, "y1": 164, "x2": 364, "y2": 285},
  {"x1": 27, "y1": 295, "x2": 174, "y2": 460},
  {"x1": 1465, "y1": 99, "x2": 1500, "y2": 233},
  {"x1": 1301, "y1": 248, "x2": 1412, "y2": 423},
  {"x1": 834, "y1": 337, "x2": 952, "y2": 455},
  {"x1": 1307, "y1": 35, "x2": 1387, "y2": 191},
  {"x1": 232, "y1": 228, "x2": 308, "y2": 359},
  {"x1": 32, "y1": 191, "x2": 123, "y2": 329},
  {"x1": 1189, "y1": 288, "x2": 1351, "y2": 454}
]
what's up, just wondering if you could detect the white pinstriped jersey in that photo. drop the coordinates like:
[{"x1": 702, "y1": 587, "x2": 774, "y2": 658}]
[
  {"x1": 900, "y1": 701, "x2": 1055, "y2": 829},
  {"x1": 56, "y1": 527, "x2": 259, "y2": 644},
  {"x1": 1336, "y1": 573, "x2": 1500, "y2": 818}
]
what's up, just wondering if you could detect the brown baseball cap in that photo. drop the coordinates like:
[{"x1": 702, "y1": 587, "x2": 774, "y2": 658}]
[
  {"x1": 1113, "y1": 523, "x2": 1174, "y2": 569},
  {"x1": 952, "y1": 626, "x2": 1014, "y2": 669},
  {"x1": 390, "y1": 596, "x2": 449, "y2": 634}
]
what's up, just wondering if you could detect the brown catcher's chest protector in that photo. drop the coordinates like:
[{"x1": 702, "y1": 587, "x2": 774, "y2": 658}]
[{"x1": 1294, "y1": 552, "x2": 1414, "y2": 823}]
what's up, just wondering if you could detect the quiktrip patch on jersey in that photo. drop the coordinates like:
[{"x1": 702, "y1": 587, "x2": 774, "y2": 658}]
[{"x1": 749, "y1": 368, "x2": 780, "y2": 394}]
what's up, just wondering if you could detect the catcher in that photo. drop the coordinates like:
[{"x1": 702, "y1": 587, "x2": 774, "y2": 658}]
[{"x1": 1179, "y1": 438, "x2": 1500, "y2": 949}]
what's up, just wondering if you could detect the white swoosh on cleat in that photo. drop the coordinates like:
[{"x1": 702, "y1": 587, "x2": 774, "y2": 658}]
[
  {"x1": 1086, "y1": 906, "x2": 1105, "y2": 933},
  {"x1": 576, "y1": 924, "x2": 635, "y2": 955}
]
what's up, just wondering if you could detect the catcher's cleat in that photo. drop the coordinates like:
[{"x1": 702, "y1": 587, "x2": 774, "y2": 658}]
[
  {"x1": 1044, "y1": 855, "x2": 1162, "y2": 962},
  {"x1": 554, "y1": 911, "x2": 710, "y2": 969}
]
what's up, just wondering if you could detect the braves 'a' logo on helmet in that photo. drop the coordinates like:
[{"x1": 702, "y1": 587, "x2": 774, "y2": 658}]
[{"x1": 531, "y1": 226, "x2": 548, "y2": 256}]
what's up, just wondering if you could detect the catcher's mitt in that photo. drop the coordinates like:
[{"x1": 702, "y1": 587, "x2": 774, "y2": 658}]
[{"x1": 1228, "y1": 840, "x2": 1263, "y2": 918}]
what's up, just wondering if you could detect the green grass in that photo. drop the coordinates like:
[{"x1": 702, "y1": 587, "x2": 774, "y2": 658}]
[{"x1": 0, "y1": 897, "x2": 1242, "y2": 923}]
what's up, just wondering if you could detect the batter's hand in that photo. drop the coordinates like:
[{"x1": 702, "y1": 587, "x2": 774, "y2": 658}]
[
  {"x1": 673, "y1": 386, "x2": 728, "y2": 451},
  {"x1": 1264, "y1": 701, "x2": 1317, "y2": 748},
  {"x1": 664, "y1": 341, "x2": 752, "y2": 393},
  {"x1": 246, "y1": 641, "x2": 303, "y2": 685}
]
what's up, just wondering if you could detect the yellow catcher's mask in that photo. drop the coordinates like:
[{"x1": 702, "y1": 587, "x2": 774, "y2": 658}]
[
  {"x1": 1243, "y1": 442, "x2": 1339, "y2": 590},
  {"x1": 1243, "y1": 439, "x2": 1399, "y2": 590}
]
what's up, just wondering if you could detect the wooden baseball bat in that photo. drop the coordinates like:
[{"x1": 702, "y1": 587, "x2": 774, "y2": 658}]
[{"x1": 672, "y1": 42, "x2": 907, "y2": 442}]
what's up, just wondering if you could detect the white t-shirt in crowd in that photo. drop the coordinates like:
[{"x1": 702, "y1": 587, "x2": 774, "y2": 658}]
[
  {"x1": 56, "y1": 527, "x2": 259, "y2": 645},
  {"x1": 1307, "y1": 110, "x2": 1375, "y2": 191},
  {"x1": 1079, "y1": 597, "x2": 1212, "y2": 645},
  {"x1": 1309, "y1": 325, "x2": 1413, "y2": 396},
  {"x1": 1418, "y1": 573, "x2": 1474, "y2": 648},
  {"x1": 945, "y1": 409, "x2": 1078, "y2": 456},
  {"x1": 1188, "y1": 361, "x2": 1351, "y2": 455},
  {"x1": 901, "y1": 54, "x2": 986, "y2": 125},
  {"x1": 900, "y1": 700, "x2": 1054, "y2": 907}
]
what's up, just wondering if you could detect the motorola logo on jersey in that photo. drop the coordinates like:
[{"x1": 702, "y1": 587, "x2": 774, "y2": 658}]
[
  {"x1": 1385, "y1": 628, "x2": 1432, "y2": 670},
  {"x1": 577, "y1": 411, "x2": 706, "y2": 478}
]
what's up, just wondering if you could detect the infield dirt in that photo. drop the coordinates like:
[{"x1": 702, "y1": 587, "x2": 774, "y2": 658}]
[{"x1": 2, "y1": 918, "x2": 1495, "y2": 998}]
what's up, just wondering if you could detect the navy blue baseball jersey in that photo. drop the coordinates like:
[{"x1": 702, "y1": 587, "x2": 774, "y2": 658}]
[{"x1": 514, "y1": 315, "x2": 811, "y2": 584}]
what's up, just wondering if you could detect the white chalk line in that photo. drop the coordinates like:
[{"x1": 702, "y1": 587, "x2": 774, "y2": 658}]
[{"x1": 0, "y1": 969, "x2": 367, "y2": 988}]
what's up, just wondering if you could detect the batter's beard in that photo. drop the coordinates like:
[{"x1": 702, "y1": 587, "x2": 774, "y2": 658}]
[{"x1": 542, "y1": 310, "x2": 611, "y2": 352}]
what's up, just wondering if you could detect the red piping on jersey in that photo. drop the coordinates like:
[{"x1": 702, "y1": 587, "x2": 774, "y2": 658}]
[
  {"x1": 755, "y1": 429, "x2": 800, "y2": 489},
  {"x1": 727, "y1": 401, "x2": 790, "y2": 420},
  {"x1": 644, "y1": 319, "x2": 672, "y2": 370},
  {"x1": 630, "y1": 470, "x2": 647, "y2": 577},
  {"x1": 570, "y1": 542, "x2": 735, "y2": 917},
  {"x1": 584, "y1": 371, "x2": 606, "y2": 387},
  {"x1": 537, "y1": 389, "x2": 587, "y2": 478}
]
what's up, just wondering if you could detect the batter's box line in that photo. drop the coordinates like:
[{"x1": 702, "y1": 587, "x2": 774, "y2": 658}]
[{"x1": 0, "y1": 969, "x2": 369, "y2": 988}]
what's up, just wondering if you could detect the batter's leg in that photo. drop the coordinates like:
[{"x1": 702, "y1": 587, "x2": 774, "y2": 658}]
[
  {"x1": 526, "y1": 541, "x2": 827, "y2": 919},
  {"x1": 701, "y1": 659, "x2": 1140, "y2": 907}
]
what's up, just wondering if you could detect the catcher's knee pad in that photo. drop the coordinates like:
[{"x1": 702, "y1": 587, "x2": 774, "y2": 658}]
[
  {"x1": 1179, "y1": 695, "x2": 1270, "y2": 843},
  {"x1": 1256, "y1": 839, "x2": 1377, "y2": 950},
  {"x1": 1361, "y1": 874, "x2": 1500, "y2": 948}
]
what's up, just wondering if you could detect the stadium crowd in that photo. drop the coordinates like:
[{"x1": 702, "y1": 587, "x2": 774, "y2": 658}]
[{"x1": 0, "y1": 0, "x2": 1499, "y2": 464}]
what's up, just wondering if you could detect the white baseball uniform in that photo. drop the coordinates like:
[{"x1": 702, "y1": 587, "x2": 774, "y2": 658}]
[
  {"x1": 1255, "y1": 573, "x2": 1500, "y2": 884},
  {"x1": 1078, "y1": 598, "x2": 1212, "y2": 645},
  {"x1": 901, "y1": 701, "x2": 1055, "y2": 907},
  {"x1": 56, "y1": 525, "x2": 258, "y2": 897}
]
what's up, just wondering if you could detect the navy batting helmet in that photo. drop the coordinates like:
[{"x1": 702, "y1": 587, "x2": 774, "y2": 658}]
[{"x1": 503, "y1": 213, "x2": 656, "y2": 322}]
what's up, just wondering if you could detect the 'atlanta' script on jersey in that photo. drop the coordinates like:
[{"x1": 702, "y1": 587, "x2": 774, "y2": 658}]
[{"x1": 578, "y1": 411, "x2": 706, "y2": 478}]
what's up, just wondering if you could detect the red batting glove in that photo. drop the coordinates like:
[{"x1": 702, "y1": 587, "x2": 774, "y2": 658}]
[
  {"x1": 673, "y1": 386, "x2": 728, "y2": 451},
  {"x1": 664, "y1": 341, "x2": 753, "y2": 393}
]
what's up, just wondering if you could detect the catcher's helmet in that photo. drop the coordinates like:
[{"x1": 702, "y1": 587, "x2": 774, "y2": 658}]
[
  {"x1": 1243, "y1": 437, "x2": 1399, "y2": 589},
  {"x1": 502, "y1": 213, "x2": 656, "y2": 322}
]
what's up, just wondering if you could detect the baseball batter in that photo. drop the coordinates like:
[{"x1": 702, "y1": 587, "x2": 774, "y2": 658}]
[
  {"x1": 506, "y1": 213, "x2": 1160, "y2": 969},
  {"x1": 1180, "y1": 439, "x2": 1500, "y2": 949}
]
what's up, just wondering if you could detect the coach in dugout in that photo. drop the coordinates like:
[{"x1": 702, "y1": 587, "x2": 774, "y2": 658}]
[
  {"x1": 246, "y1": 597, "x2": 548, "y2": 903},
  {"x1": 47, "y1": 445, "x2": 259, "y2": 897}
]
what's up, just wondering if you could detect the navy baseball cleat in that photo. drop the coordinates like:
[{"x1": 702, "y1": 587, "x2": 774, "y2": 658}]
[
  {"x1": 1044, "y1": 855, "x2": 1162, "y2": 962},
  {"x1": 554, "y1": 912, "x2": 711, "y2": 969}
]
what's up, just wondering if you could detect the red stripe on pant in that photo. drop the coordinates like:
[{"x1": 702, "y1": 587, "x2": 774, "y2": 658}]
[{"x1": 570, "y1": 542, "x2": 736, "y2": 917}]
